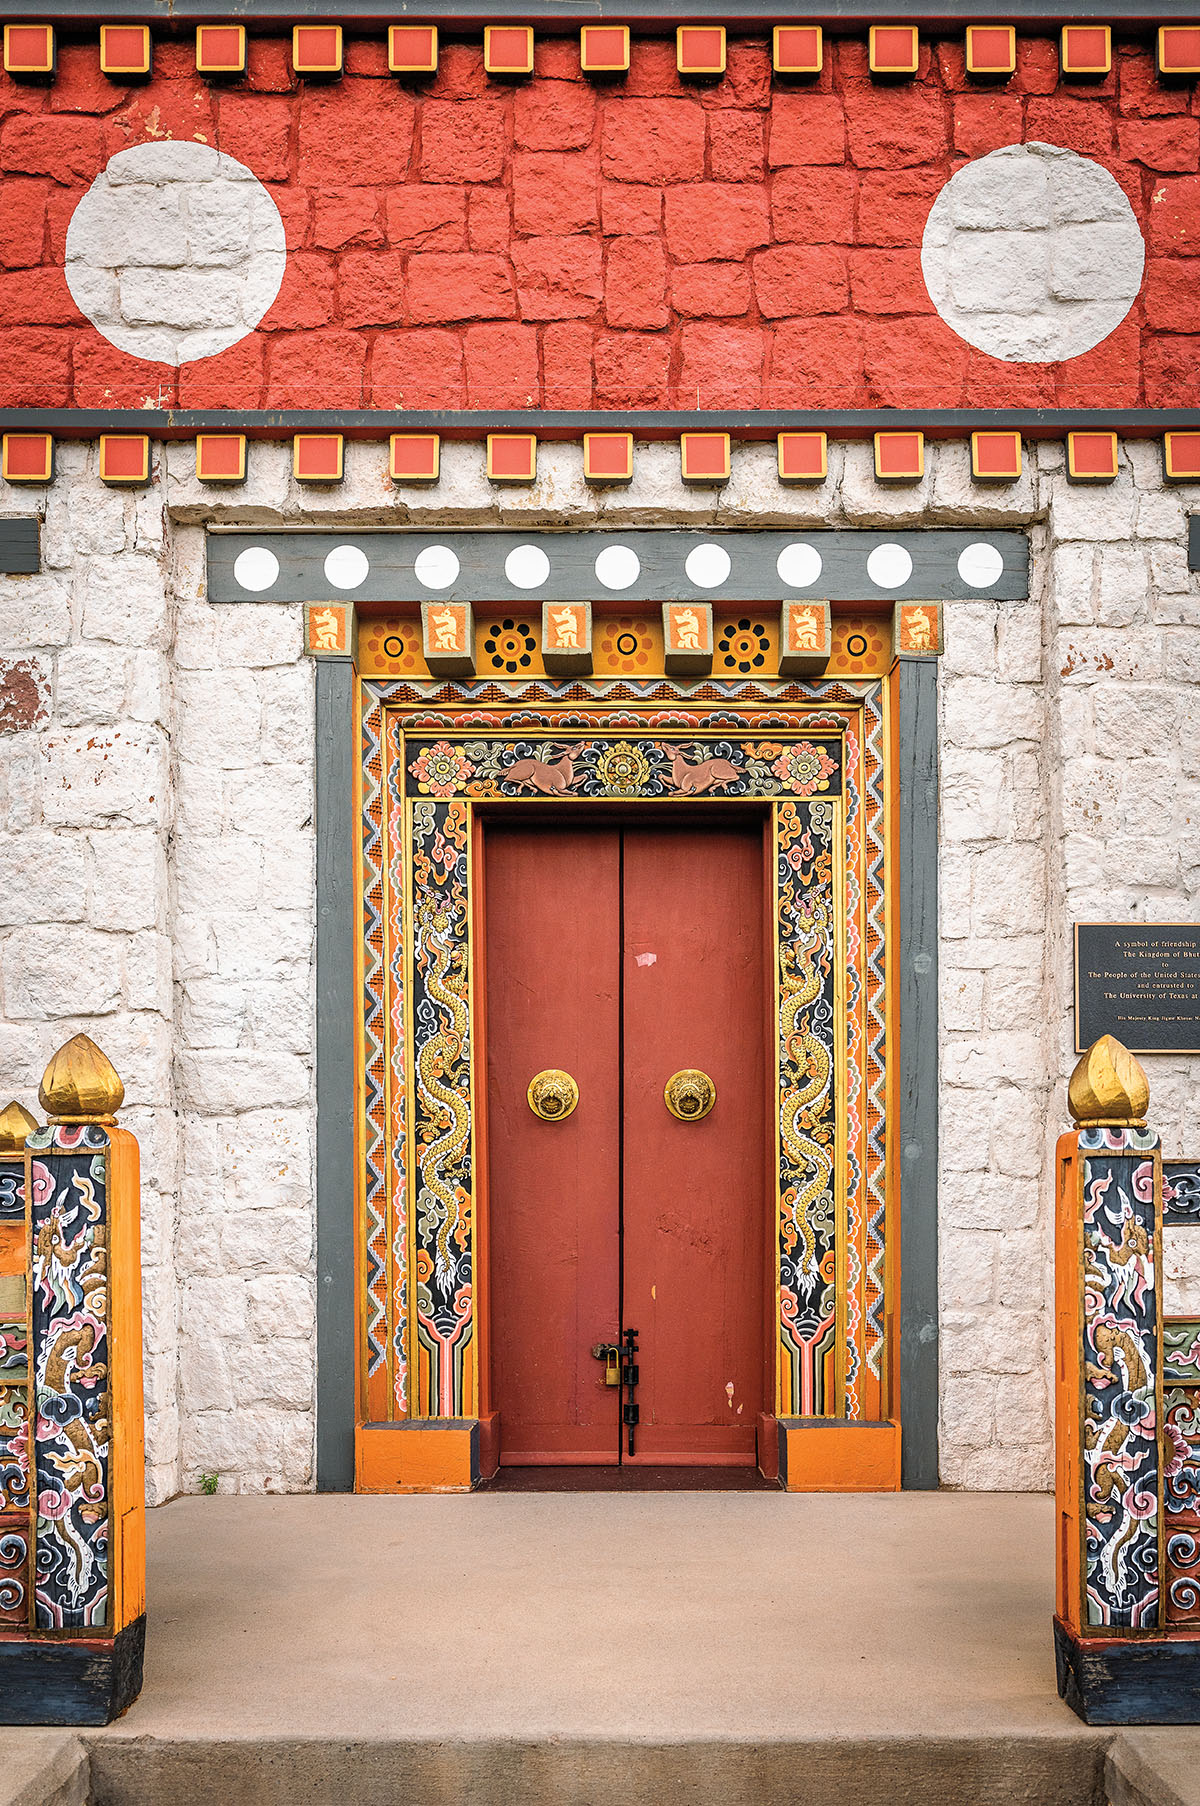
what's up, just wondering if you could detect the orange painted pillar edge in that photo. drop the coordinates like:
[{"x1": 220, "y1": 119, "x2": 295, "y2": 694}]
[{"x1": 1054, "y1": 1133, "x2": 1083, "y2": 1637}]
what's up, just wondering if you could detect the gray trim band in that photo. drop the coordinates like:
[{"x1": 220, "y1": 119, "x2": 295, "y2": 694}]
[
  {"x1": 898, "y1": 656, "x2": 940, "y2": 1489},
  {"x1": 314, "y1": 656, "x2": 357, "y2": 1494}
]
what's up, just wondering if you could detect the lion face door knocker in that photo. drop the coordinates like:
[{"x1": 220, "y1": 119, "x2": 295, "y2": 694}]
[
  {"x1": 663, "y1": 1070, "x2": 716, "y2": 1121},
  {"x1": 527, "y1": 1070, "x2": 579, "y2": 1122}
]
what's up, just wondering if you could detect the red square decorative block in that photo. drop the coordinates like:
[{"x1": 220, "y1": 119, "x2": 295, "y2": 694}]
[
  {"x1": 869, "y1": 25, "x2": 919, "y2": 76},
  {"x1": 874, "y1": 431, "x2": 924, "y2": 481},
  {"x1": 100, "y1": 24, "x2": 151, "y2": 77},
  {"x1": 487, "y1": 434, "x2": 537, "y2": 482},
  {"x1": 1164, "y1": 433, "x2": 1200, "y2": 481},
  {"x1": 3, "y1": 24, "x2": 54, "y2": 75},
  {"x1": 2, "y1": 433, "x2": 53, "y2": 483},
  {"x1": 389, "y1": 26, "x2": 438, "y2": 74},
  {"x1": 195, "y1": 435, "x2": 246, "y2": 483},
  {"x1": 1067, "y1": 432, "x2": 1118, "y2": 482},
  {"x1": 484, "y1": 26, "x2": 534, "y2": 76},
  {"x1": 292, "y1": 24, "x2": 342, "y2": 74},
  {"x1": 583, "y1": 433, "x2": 634, "y2": 484},
  {"x1": 965, "y1": 26, "x2": 1016, "y2": 77},
  {"x1": 580, "y1": 25, "x2": 630, "y2": 73},
  {"x1": 99, "y1": 435, "x2": 150, "y2": 486},
  {"x1": 777, "y1": 433, "x2": 828, "y2": 483},
  {"x1": 1159, "y1": 26, "x2": 1200, "y2": 76},
  {"x1": 680, "y1": 433, "x2": 730, "y2": 484},
  {"x1": 971, "y1": 431, "x2": 1022, "y2": 482},
  {"x1": 195, "y1": 25, "x2": 246, "y2": 75},
  {"x1": 677, "y1": 26, "x2": 726, "y2": 76},
  {"x1": 293, "y1": 434, "x2": 344, "y2": 482},
  {"x1": 1060, "y1": 25, "x2": 1111, "y2": 76},
  {"x1": 390, "y1": 434, "x2": 440, "y2": 484},
  {"x1": 773, "y1": 26, "x2": 823, "y2": 75}
]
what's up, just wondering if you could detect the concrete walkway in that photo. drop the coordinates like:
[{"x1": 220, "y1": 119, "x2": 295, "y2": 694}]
[{"x1": 8, "y1": 1492, "x2": 1200, "y2": 1802}]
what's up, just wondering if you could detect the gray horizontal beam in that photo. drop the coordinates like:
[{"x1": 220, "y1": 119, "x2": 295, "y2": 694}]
[
  {"x1": 1, "y1": 407, "x2": 1197, "y2": 439},
  {"x1": 208, "y1": 526, "x2": 1029, "y2": 605},
  {"x1": 16, "y1": 1, "x2": 1188, "y2": 22}
]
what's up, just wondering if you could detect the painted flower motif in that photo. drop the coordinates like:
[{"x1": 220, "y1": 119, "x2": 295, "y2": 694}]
[
  {"x1": 769, "y1": 742, "x2": 837, "y2": 795},
  {"x1": 595, "y1": 744, "x2": 651, "y2": 795},
  {"x1": 409, "y1": 741, "x2": 474, "y2": 797}
]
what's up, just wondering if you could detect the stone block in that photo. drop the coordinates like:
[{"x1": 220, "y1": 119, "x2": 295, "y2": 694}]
[
  {"x1": 88, "y1": 827, "x2": 166, "y2": 932},
  {"x1": 178, "y1": 1050, "x2": 310, "y2": 1113},
  {"x1": 0, "y1": 829, "x2": 87, "y2": 926},
  {"x1": 0, "y1": 574, "x2": 71, "y2": 648},
  {"x1": 41, "y1": 724, "x2": 169, "y2": 828},
  {"x1": 221, "y1": 1208, "x2": 312, "y2": 1276},
  {"x1": 3, "y1": 923, "x2": 122, "y2": 1017},
  {"x1": 939, "y1": 1373, "x2": 997, "y2": 1449}
]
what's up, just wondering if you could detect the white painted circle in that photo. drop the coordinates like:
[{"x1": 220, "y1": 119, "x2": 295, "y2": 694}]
[
  {"x1": 504, "y1": 544, "x2": 551, "y2": 590},
  {"x1": 64, "y1": 142, "x2": 286, "y2": 367},
  {"x1": 866, "y1": 544, "x2": 914, "y2": 590},
  {"x1": 776, "y1": 543, "x2": 823, "y2": 589},
  {"x1": 414, "y1": 545, "x2": 460, "y2": 591},
  {"x1": 920, "y1": 142, "x2": 1145, "y2": 363},
  {"x1": 684, "y1": 543, "x2": 732, "y2": 589},
  {"x1": 232, "y1": 546, "x2": 279, "y2": 593},
  {"x1": 594, "y1": 544, "x2": 640, "y2": 591},
  {"x1": 957, "y1": 542, "x2": 1006, "y2": 589},
  {"x1": 323, "y1": 544, "x2": 370, "y2": 591}
]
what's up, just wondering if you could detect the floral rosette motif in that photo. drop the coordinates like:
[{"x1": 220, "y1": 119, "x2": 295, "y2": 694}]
[
  {"x1": 594, "y1": 744, "x2": 652, "y2": 795},
  {"x1": 409, "y1": 741, "x2": 475, "y2": 798},
  {"x1": 756, "y1": 741, "x2": 837, "y2": 796}
]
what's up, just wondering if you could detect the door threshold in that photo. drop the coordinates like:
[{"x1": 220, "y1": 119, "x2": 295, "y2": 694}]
[{"x1": 481, "y1": 1466, "x2": 779, "y2": 1493}]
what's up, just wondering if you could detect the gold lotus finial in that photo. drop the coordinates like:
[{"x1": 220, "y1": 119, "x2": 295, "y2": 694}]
[
  {"x1": 38, "y1": 1034, "x2": 124, "y2": 1123},
  {"x1": 0, "y1": 1100, "x2": 38, "y2": 1153},
  {"x1": 1068, "y1": 1034, "x2": 1149, "y2": 1126}
]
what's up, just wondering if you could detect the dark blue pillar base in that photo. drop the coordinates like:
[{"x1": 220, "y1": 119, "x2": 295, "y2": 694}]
[
  {"x1": 0, "y1": 1614, "x2": 145, "y2": 1725},
  {"x1": 1055, "y1": 1615, "x2": 1200, "y2": 1724}
]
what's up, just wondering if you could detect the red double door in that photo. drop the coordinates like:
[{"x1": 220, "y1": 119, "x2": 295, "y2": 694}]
[{"x1": 484, "y1": 820, "x2": 767, "y2": 1467}]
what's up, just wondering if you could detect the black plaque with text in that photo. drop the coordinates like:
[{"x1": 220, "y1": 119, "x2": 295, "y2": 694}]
[{"x1": 1075, "y1": 924, "x2": 1200, "y2": 1054}]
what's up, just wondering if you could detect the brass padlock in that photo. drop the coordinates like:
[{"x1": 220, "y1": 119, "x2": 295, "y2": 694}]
[{"x1": 591, "y1": 1342, "x2": 621, "y2": 1387}]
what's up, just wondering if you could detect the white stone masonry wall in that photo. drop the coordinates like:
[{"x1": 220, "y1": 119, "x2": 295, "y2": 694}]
[{"x1": 3, "y1": 434, "x2": 1200, "y2": 1496}]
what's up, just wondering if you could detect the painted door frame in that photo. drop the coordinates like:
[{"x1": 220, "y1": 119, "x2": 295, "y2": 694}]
[{"x1": 313, "y1": 657, "x2": 938, "y2": 1493}]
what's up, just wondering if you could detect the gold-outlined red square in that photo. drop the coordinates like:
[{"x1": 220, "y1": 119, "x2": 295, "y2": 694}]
[
  {"x1": 293, "y1": 433, "x2": 344, "y2": 482},
  {"x1": 874, "y1": 430, "x2": 924, "y2": 481},
  {"x1": 195, "y1": 24, "x2": 246, "y2": 75},
  {"x1": 965, "y1": 25, "x2": 1016, "y2": 77},
  {"x1": 195, "y1": 434, "x2": 247, "y2": 483},
  {"x1": 99, "y1": 434, "x2": 150, "y2": 486},
  {"x1": 580, "y1": 25, "x2": 630, "y2": 73},
  {"x1": 1163, "y1": 432, "x2": 1200, "y2": 481},
  {"x1": 484, "y1": 25, "x2": 534, "y2": 75},
  {"x1": 677, "y1": 25, "x2": 726, "y2": 75},
  {"x1": 3, "y1": 24, "x2": 55, "y2": 75},
  {"x1": 1060, "y1": 24, "x2": 1111, "y2": 76},
  {"x1": 389, "y1": 25, "x2": 438, "y2": 74},
  {"x1": 487, "y1": 433, "x2": 537, "y2": 483},
  {"x1": 869, "y1": 25, "x2": 919, "y2": 75},
  {"x1": 1066, "y1": 431, "x2": 1118, "y2": 482},
  {"x1": 292, "y1": 23, "x2": 343, "y2": 74},
  {"x1": 583, "y1": 432, "x2": 634, "y2": 484},
  {"x1": 100, "y1": 23, "x2": 151, "y2": 77},
  {"x1": 772, "y1": 25, "x2": 823, "y2": 75},
  {"x1": 2, "y1": 432, "x2": 53, "y2": 483},
  {"x1": 390, "y1": 433, "x2": 440, "y2": 484},
  {"x1": 1159, "y1": 25, "x2": 1200, "y2": 76},
  {"x1": 777, "y1": 432, "x2": 828, "y2": 483},
  {"x1": 680, "y1": 432, "x2": 730, "y2": 484},
  {"x1": 971, "y1": 430, "x2": 1022, "y2": 482}
]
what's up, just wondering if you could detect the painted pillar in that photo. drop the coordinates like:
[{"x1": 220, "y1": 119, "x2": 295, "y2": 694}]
[{"x1": 0, "y1": 1034, "x2": 145, "y2": 1725}]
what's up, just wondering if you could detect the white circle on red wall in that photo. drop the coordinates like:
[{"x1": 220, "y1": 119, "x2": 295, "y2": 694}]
[
  {"x1": 920, "y1": 142, "x2": 1145, "y2": 363},
  {"x1": 65, "y1": 142, "x2": 286, "y2": 367}
]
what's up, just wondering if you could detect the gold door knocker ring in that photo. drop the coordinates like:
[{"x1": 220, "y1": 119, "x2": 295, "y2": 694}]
[
  {"x1": 664, "y1": 1070, "x2": 716, "y2": 1121},
  {"x1": 527, "y1": 1070, "x2": 579, "y2": 1121}
]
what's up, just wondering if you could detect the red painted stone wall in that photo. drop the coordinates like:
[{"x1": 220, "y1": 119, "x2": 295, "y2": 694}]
[{"x1": 1, "y1": 32, "x2": 1198, "y2": 409}]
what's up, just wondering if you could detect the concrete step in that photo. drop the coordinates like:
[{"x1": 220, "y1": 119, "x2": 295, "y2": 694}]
[
  {"x1": 1108, "y1": 1732, "x2": 1200, "y2": 1806},
  {"x1": 83, "y1": 1734, "x2": 1107, "y2": 1806},
  {"x1": 0, "y1": 1733, "x2": 88, "y2": 1806}
]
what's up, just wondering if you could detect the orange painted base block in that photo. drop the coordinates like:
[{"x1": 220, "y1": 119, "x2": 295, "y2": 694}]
[
  {"x1": 355, "y1": 1417, "x2": 500, "y2": 1492},
  {"x1": 777, "y1": 1418, "x2": 902, "y2": 1491}
]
